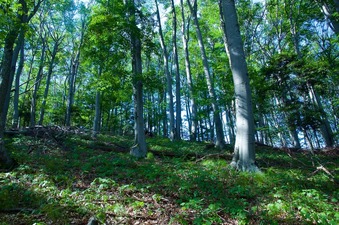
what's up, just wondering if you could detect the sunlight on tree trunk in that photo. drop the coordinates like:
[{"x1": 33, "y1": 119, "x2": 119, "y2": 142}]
[{"x1": 220, "y1": 0, "x2": 259, "y2": 172}]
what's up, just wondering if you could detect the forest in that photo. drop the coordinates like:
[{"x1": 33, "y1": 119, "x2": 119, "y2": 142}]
[{"x1": 0, "y1": 0, "x2": 338, "y2": 224}]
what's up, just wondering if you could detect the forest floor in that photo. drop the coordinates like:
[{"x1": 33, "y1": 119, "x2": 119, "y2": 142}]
[{"x1": 0, "y1": 127, "x2": 338, "y2": 224}]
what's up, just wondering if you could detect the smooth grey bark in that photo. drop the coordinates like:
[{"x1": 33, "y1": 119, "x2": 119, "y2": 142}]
[
  {"x1": 220, "y1": 0, "x2": 258, "y2": 172},
  {"x1": 92, "y1": 67, "x2": 102, "y2": 137},
  {"x1": 65, "y1": 18, "x2": 86, "y2": 127},
  {"x1": 155, "y1": 0, "x2": 176, "y2": 141},
  {"x1": 180, "y1": 0, "x2": 198, "y2": 141},
  {"x1": 39, "y1": 29, "x2": 64, "y2": 125},
  {"x1": 188, "y1": 0, "x2": 226, "y2": 149},
  {"x1": 30, "y1": 30, "x2": 47, "y2": 127},
  {"x1": 171, "y1": 0, "x2": 182, "y2": 140},
  {"x1": 12, "y1": 34, "x2": 25, "y2": 129},
  {"x1": 129, "y1": 0, "x2": 147, "y2": 158}
]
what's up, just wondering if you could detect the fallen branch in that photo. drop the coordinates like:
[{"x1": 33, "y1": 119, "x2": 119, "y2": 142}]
[{"x1": 0, "y1": 208, "x2": 35, "y2": 214}]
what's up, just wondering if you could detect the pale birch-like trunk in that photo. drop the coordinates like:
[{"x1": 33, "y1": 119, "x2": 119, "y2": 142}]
[
  {"x1": 188, "y1": 0, "x2": 226, "y2": 149},
  {"x1": 155, "y1": 0, "x2": 176, "y2": 141},
  {"x1": 180, "y1": 0, "x2": 198, "y2": 141},
  {"x1": 220, "y1": 0, "x2": 258, "y2": 172}
]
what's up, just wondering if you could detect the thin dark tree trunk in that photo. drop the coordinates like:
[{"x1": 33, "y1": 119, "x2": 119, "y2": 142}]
[
  {"x1": 172, "y1": 0, "x2": 181, "y2": 140},
  {"x1": 30, "y1": 34, "x2": 47, "y2": 127},
  {"x1": 92, "y1": 67, "x2": 102, "y2": 137},
  {"x1": 12, "y1": 35, "x2": 25, "y2": 129},
  {"x1": 66, "y1": 19, "x2": 86, "y2": 127},
  {"x1": 39, "y1": 35, "x2": 62, "y2": 125}
]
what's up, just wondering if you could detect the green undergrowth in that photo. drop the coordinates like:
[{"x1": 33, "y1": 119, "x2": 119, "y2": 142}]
[{"x1": 0, "y1": 134, "x2": 338, "y2": 224}]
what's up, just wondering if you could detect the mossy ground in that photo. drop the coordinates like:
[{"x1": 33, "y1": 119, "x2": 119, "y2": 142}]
[{"x1": 0, "y1": 133, "x2": 338, "y2": 224}]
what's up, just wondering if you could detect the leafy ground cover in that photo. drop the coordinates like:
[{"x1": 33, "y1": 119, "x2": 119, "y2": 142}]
[{"x1": 0, "y1": 133, "x2": 338, "y2": 224}]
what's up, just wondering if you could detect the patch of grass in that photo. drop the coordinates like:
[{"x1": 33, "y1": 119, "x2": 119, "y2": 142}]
[{"x1": 0, "y1": 134, "x2": 338, "y2": 224}]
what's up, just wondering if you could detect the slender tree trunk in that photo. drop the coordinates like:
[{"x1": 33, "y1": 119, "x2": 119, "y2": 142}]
[
  {"x1": 92, "y1": 67, "x2": 102, "y2": 137},
  {"x1": 92, "y1": 90, "x2": 101, "y2": 135},
  {"x1": 225, "y1": 105, "x2": 235, "y2": 145},
  {"x1": 2, "y1": 28, "x2": 25, "y2": 128},
  {"x1": 220, "y1": 0, "x2": 258, "y2": 172},
  {"x1": 128, "y1": 0, "x2": 147, "y2": 158},
  {"x1": 39, "y1": 37, "x2": 61, "y2": 125},
  {"x1": 12, "y1": 35, "x2": 25, "y2": 129},
  {"x1": 155, "y1": 0, "x2": 176, "y2": 141},
  {"x1": 181, "y1": 0, "x2": 198, "y2": 141},
  {"x1": 188, "y1": 0, "x2": 226, "y2": 149},
  {"x1": 0, "y1": 30, "x2": 19, "y2": 169},
  {"x1": 66, "y1": 19, "x2": 86, "y2": 127},
  {"x1": 171, "y1": 0, "x2": 182, "y2": 140},
  {"x1": 30, "y1": 37, "x2": 47, "y2": 127}
]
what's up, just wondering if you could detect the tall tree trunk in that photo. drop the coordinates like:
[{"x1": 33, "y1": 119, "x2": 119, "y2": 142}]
[
  {"x1": 39, "y1": 36, "x2": 61, "y2": 125},
  {"x1": 12, "y1": 34, "x2": 25, "y2": 129},
  {"x1": 30, "y1": 36, "x2": 47, "y2": 127},
  {"x1": 0, "y1": 30, "x2": 19, "y2": 169},
  {"x1": 188, "y1": 0, "x2": 226, "y2": 149},
  {"x1": 128, "y1": 0, "x2": 147, "y2": 158},
  {"x1": 220, "y1": 0, "x2": 258, "y2": 172},
  {"x1": 172, "y1": 0, "x2": 182, "y2": 140},
  {"x1": 155, "y1": 0, "x2": 176, "y2": 141},
  {"x1": 180, "y1": 0, "x2": 198, "y2": 141},
  {"x1": 65, "y1": 19, "x2": 86, "y2": 127},
  {"x1": 92, "y1": 67, "x2": 102, "y2": 137}
]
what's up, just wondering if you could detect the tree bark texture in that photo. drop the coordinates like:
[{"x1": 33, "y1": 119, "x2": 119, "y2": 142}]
[
  {"x1": 0, "y1": 30, "x2": 19, "y2": 169},
  {"x1": 220, "y1": 0, "x2": 258, "y2": 172},
  {"x1": 129, "y1": 0, "x2": 147, "y2": 158}
]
